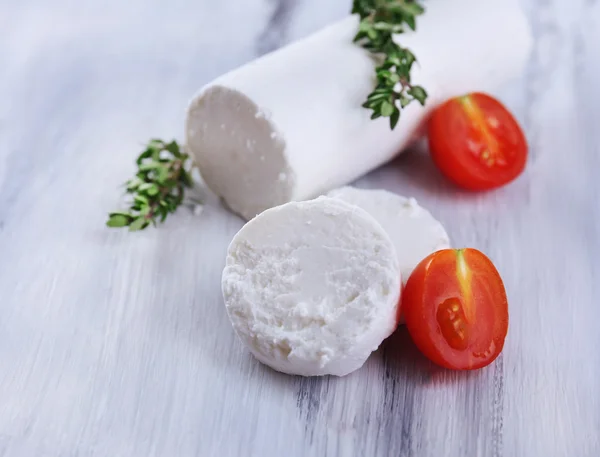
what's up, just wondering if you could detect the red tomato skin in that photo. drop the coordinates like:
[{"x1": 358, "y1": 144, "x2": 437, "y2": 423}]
[
  {"x1": 427, "y1": 93, "x2": 528, "y2": 191},
  {"x1": 403, "y1": 249, "x2": 509, "y2": 371}
]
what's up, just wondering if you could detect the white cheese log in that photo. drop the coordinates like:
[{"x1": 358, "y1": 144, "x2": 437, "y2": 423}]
[
  {"x1": 222, "y1": 196, "x2": 401, "y2": 377},
  {"x1": 186, "y1": 0, "x2": 532, "y2": 221}
]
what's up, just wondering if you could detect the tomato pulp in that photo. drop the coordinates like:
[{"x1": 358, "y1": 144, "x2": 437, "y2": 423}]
[
  {"x1": 403, "y1": 248, "x2": 509, "y2": 370},
  {"x1": 428, "y1": 92, "x2": 527, "y2": 191}
]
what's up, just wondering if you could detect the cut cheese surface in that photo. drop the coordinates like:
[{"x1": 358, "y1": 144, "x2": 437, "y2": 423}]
[
  {"x1": 187, "y1": 87, "x2": 295, "y2": 219},
  {"x1": 221, "y1": 196, "x2": 401, "y2": 377}
]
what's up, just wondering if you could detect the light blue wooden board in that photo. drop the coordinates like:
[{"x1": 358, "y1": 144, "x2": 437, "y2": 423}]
[{"x1": 0, "y1": 0, "x2": 598, "y2": 455}]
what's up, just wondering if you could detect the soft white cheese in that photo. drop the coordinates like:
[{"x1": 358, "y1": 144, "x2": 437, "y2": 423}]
[
  {"x1": 221, "y1": 196, "x2": 401, "y2": 377},
  {"x1": 186, "y1": 0, "x2": 532, "y2": 220},
  {"x1": 327, "y1": 187, "x2": 450, "y2": 285}
]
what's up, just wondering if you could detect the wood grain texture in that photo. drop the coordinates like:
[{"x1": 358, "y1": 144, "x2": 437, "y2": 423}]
[{"x1": 0, "y1": 0, "x2": 599, "y2": 456}]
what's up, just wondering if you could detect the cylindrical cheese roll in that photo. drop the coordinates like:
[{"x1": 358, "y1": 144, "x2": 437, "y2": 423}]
[
  {"x1": 187, "y1": 0, "x2": 532, "y2": 220},
  {"x1": 222, "y1": 196, "x2": 401, "y2": 377}
]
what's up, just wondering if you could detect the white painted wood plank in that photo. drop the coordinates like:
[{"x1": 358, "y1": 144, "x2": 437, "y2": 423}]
[{"x1": 0, "y1": 0, "x2": 598, "y2": 456}]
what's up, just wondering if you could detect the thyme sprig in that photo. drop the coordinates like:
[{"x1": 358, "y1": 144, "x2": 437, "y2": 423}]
[
  {"x1": 352, "y1": 0, "x2": 428, "y2": 129},
  {"x1": 107, "y1": 140, "x2": 194, "y2": 231}
]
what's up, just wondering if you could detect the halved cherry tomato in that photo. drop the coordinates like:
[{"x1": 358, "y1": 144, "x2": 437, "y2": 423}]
[
  {"x1": 427, "y1": 92, "x2": 527, "y2": 191},
  {"x1": 403, "y1": 248, "x2": 508, "y2": 370}
]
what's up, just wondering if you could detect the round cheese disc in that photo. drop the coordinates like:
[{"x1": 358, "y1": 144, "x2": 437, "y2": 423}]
[
  {"x1": 327, "y1": 186, "x2": 451, "y2": 284},
  {"x1": 222, "y1": 196, "x2": 401, "y2": 377}
]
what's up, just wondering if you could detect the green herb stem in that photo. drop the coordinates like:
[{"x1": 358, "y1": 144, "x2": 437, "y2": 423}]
[
  {"x1": 107, "y1": 139, "x2": 194, "y2": 231},
  {"x1": 352, "y1": 0, "x2": 428, "y2": 129}
]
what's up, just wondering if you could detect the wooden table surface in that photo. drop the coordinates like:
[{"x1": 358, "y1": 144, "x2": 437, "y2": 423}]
[{"x1": 1, "y1": 0, "x2": 599, "y2": 455}]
